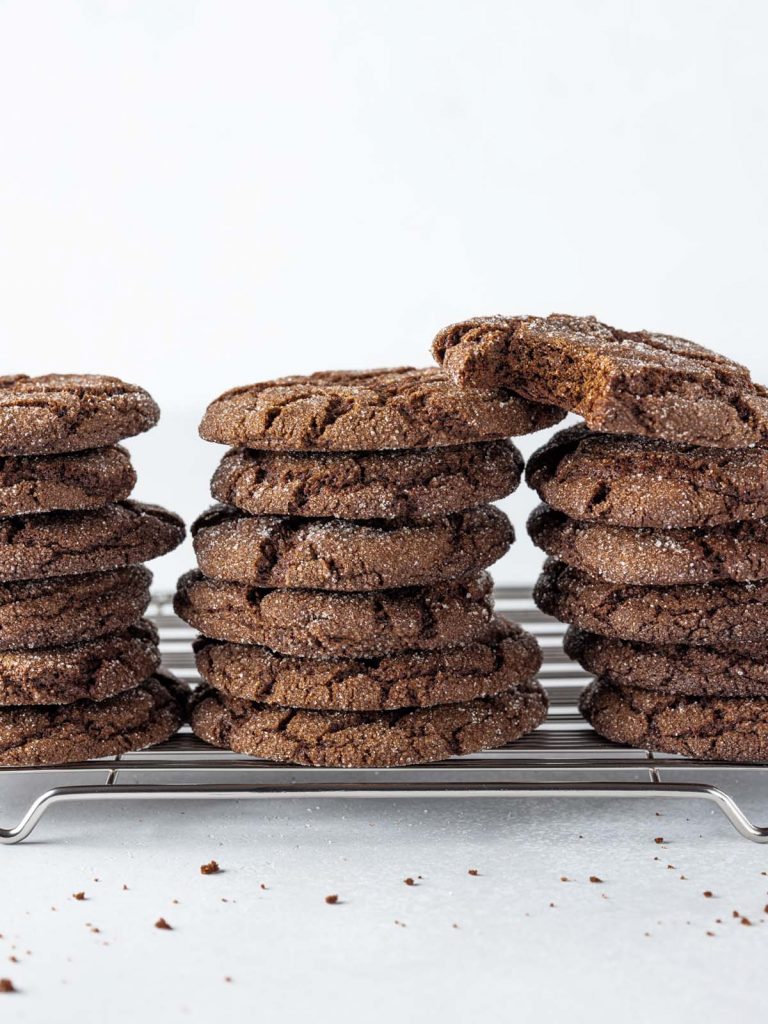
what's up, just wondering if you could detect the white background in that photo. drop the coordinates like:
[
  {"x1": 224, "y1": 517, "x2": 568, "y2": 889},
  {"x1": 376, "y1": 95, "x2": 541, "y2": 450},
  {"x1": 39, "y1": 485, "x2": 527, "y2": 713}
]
[{"x1": 1, "y1": 2, "x2": 768, "y2": 1021}]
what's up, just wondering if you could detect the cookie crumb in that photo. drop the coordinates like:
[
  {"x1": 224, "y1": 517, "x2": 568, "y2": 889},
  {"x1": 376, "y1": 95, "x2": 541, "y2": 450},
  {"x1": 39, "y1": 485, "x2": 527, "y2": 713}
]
[
  {"x1": 468, "y1": 869, "x2": 479, "y2": 877},
  {"x1": 72, "y1": 892, "x2": 86, "y2": 901},
  {"x1": 324, "y1": 895, "x2": 339, "y2": 905},
  {"x1": 121, "y1": 885, "x2": 129, "y2": 891},
  {"x1": 560, "y1": 876, "x2": 570, "y2": 882},
  {"x1": 0, "y1": 979, "x2": 15, "y2": 994},
  {"x1": 706, "y1": 931, "x2": 715, "y2": 937},
  {"x1": 589, "y1": 876, "x2": 603, "y2": 884},
  {"x1": 703, "y1": 891, "x2": 714, "y2": 898},
  {"x1": 224, "y1": 976, "x2": 232, "y2": 983},
  {"x1": 154, "y1": 917, "x2": 172, "y2": 930},
  {"x1": 740, "y1": 916, "x2": 752, "y2": 927},
  {"x1": 200, "y1": 860, "x2": 220, "y2": 875},
  {"x1": 260, "y1": 884, "x2": 267, "y2": 891},
  {"x1": 404, "y1": 878, "x2": 416, "y2": 886},
  {"x1": 452, "y1": 923, "x2": 459, "y2": 929},
  {"x1": 654, "y1": 837, "x2": 664, "y2": 844},
  {"x1": 8, "y1": 956, "x2": 18, "y2": 964}
]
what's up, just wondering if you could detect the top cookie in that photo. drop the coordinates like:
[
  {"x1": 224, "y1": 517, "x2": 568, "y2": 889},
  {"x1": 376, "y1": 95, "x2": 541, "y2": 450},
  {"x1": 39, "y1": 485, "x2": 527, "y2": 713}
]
[
  {"x1": 199, "y1": 367, "x2": 564, "y2": 451},
  {"x1": 432, "y1": 314, "x2": 768, "y2": 447},
  {"x1": 0, "y1": 375, "x2": 160, "y2": 455},
  {"x1": 526, "y1": 424, "x2": 768, "y2": 528}
]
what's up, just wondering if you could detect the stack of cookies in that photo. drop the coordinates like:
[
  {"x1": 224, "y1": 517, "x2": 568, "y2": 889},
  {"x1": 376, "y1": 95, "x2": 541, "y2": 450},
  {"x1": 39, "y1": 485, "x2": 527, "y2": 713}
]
[
  {"x1": 0, "y1": 374, "x2": 187, "y2": 766},
  {"x1": 175, "y1": 367, "x2": 557, "y2": 767},
  {"x1": 432, "y1": 313, "x2": 768, "y2": 763}
]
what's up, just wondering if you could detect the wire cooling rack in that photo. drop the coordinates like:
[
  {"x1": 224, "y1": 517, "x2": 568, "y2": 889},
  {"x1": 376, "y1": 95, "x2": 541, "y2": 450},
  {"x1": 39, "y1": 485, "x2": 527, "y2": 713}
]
[{"x1": 1, "y1": 588, "x2": 766, "y2": 845}]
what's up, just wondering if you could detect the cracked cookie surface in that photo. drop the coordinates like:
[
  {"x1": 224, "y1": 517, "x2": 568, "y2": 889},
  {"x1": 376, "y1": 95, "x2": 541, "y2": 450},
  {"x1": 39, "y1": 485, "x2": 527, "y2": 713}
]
[
  {"x1": 0, "y1": 671, "x2": 187, "y2": 766},
  {"x1": 175, "y1": 569, "x2": 495, "y2": 657},
  {"x1": 192, "y1": 503, "x2": 513, "y2": 590},
  {"x1": 0, "y1": 501, "x2": 185, "y2": 582},
  {"x1": 190, "y1": 679, "x2": 548, "y2": 767},
  {"x1": 565, "y1": 627, "x2": 768, "y2": 698},
  {"x1": 199, "y1": 367, "x2": 564, "y2": 451},
  {"x1": 528, "y1": 503, "x2": 768, "y2": 586},
  {"x1": 193, "y1": 617, "x2": 541, "y2": 710},
  {"x1": 0, "y1": 374, "x2": 159, "y2": 455},
  {"x1": 0, "y1": 445, "x2": 136, "y2": 516},
  {"x1": 0, "y1": 565, "x2": 152, "y2": 650},
  {"x1": 526, "y1": 425, "x2": 768, "y2": 528},
  {"x1": 432, "y1": 315, "x2": 768, "y2": 447},
  {"x1": 0, "y1": 620, "x2": 160, "y2": 705},
  {"x1": 580, "y1": 678, "x2": 768, "y2": 763},
  {"x1": 534, "y1": 558, "x2": 768, "y2": 653},
  {"x1": 211, "y1": 440, "x2": 523, "y2": 519}
]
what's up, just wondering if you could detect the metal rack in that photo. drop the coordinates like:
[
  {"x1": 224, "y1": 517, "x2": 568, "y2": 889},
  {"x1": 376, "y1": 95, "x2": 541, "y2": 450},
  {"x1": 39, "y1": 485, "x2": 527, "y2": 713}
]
[{"x1": 1, "y1": 589, "x2": 766, "y2": 845}]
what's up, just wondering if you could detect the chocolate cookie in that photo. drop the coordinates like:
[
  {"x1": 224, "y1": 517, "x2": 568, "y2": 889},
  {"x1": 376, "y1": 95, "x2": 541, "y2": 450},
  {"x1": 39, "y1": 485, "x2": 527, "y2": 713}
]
[
  {"x1": 174, "y1": 569, "x2": 495, "y2": 657},
  {"x1": 565, "y1": 628, "x2": 768, "y2": 698},
  {"x1": 0, "y1": 375, "x2": 160, "y2": 455},
  {"x1": 193, "y1": 617, "x2": 541, "y2": 711},
  {"x1": 526, "y1": 425, "x2": 768, "y2": 529},
  {"x1": 199, "y1": 367, "x2": 564, "y2": 451},
  {"x1": 189, "y1": 679, "x2": 548, "y2": 767},
  {"x1": 0, "y1": 565, "x2": 152, "y2": 650},
  {"x1": 534, "y1": 558, "x2": 768, "y2": 654},
  {"x1": 0, "y1": 501, "x2": 185, "y2": 582},
  {"x1": 528, "y1": 503, "x2": 768, "y2": 586},
  {"x1": 0, "y1": 621, "x2": 160, "y2": 705},
  {"x1": 432, "y1": 315, "x2": 768, "y2": 447},
  {"x1": 579, "y1": 678, "x2": 768, "y2": 764},
  {"x1": 210, "y1": 440, "x2": 523, "y2": 520},
  {"x1": 192, "y1": 504, "x2": 513, "y2": 590},
  {"x1": 0, "y1": 445, "x2": 136, "y2": 516},
  {"x1": 0, "y1": 671, "x2": 187, "y2": 767}
]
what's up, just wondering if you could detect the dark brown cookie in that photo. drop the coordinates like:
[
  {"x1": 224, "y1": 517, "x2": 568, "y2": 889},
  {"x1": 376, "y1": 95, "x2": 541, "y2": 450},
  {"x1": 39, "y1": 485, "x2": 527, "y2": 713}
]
[
  {"x1": 0, "y1": 671, "x2": 187, "y2": 767},
  {"x1": 193, "y1": 617, "x2": 541, "y2": 711},
  {"x1": 432, "y1": 315, "x2": 768, "y2": 447},
  {"x1": 528, "y1": 503, "x2": 768, "y2": 586},
  {"x1": 199, "y1": 367, "x2": 564, "y2": 451},
  {"x1": 0, "y1": 565, "x2": 152, "y2": 651},
  {"x1": 0, "y1": 501, "x2": 185, "y2": 582},
  {"x1": 0, "y1": 374, "x2": 160, "y2": 455},
  {"x1": 192, "y1": 504, "x2": 513, "y2": 590},
  {"x1": 526, "y1": 425, "x2": 768, "y2": 528},
  {"x1": 0, "y1": 445, "x2": 136, "y2": 516},
  {"x1": 189, "y1": 679, "x2": 548, "y2": 767},
  {"x1": 0, "y1": 621, "x2": 160, "y2": 705},
  {"x1": 210, "y1": 440, "x2": 523, "y2": 520},
  {"x1": 534, "y1": 558, "x2": 768, "y2": 654},
  {"x1": 174, "y1": 569, "x2": 495, "y2": 657},
  {"x1": 565, "y1": 627, "x2": 768, "y2": 698},
  {"x1": 579, "y1": 678, "x2": 768, "y2": 763}
]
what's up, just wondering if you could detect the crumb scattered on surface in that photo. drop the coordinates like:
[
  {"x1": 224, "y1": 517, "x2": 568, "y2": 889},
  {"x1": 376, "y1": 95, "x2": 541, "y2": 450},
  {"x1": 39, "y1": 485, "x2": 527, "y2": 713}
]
[
  {"x1": 703, "y1": 891, "x2": 714, "y2": 898},
  {"x1": 654, "y1": 837, "x2": 665, "y2": 844},
  {"x1": 201, "y1": 861, "x2": 220, "y2": 875},
  {"x1": 72, "y1": 892, "x2": 86, "y2": 901},
  {"x1": 404, "y1": 878, "x2": 416, "y2": 886},
  {"x1": 740, "y1": 917, "x2": 752, "y2": 926},
  {"x1": 0, "y1": 979, "x2": 15, "y2": 993},
  {"x1": 324, "y1": 895, "x2": 339, "y2": 905},
  {"x1": 260, "y1": 884, "x2": 267, "y2": 891},
  {"x1": 589, "y1": 876, "x2": 603, "y2": 884},
  {"x1": 468, "y1": 869, "x2": 479, "y2": 877},
  {"x1": 155, "y1": 918, "x2": 172, "y2": 930}
]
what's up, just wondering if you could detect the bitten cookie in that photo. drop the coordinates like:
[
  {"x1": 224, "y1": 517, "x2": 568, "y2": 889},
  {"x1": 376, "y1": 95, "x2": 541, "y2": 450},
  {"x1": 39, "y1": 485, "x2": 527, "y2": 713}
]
[
  {"x1": 0, "y1": 621, "x2": 161, "y2": 705},
  {"x1": 565, "y1": 627, "x2": 768, "y2": 699},
  {"x1": 211, "y1": 440, "x2": 523, "y2": 520},
  {"x1": 432, "y1": 314, "x2": 768, "y2": 447},
  {"x1": 0, "y1": 445, "x2": 136, "y2": 516},
  {"x1": 0, "y1": 374, "x2": 159, "y2": 455},
  {"x1": 579, "y1": 678, "x2": 768, "y2": 764},
  {"x1": 0, "y1": 672, "x2": 187, "y2": 766},
  {"x1": 174, "y1": 569, "x2": 495, "y2": 657},
  {"x1": 0, "y1": 501, "x2": 185, "y2": 582},
  {"x1": 528, "y1": 503, "x2": 768, "y2": 586},
  {"x1": 199, "y1": 367, "x2": 564, "y2": 451},
  {"x1": 0, "y1": 565, "x2": 152, "y2": 650},
  {"x1": 193, "y1": 617, "x2": 541, "y2": 711},
  {"x1": 189, "y1": 679, "x2": 548, "y2": 767},
  {"x1": 534, "y1": 558, "x2": 768, "y2": 654},
  {"x1": 192, "y1": 504, "x2": 513, "y2": 590},
  {"x1": 526, "y1": 425, "x2": 768, "y2": 528}
]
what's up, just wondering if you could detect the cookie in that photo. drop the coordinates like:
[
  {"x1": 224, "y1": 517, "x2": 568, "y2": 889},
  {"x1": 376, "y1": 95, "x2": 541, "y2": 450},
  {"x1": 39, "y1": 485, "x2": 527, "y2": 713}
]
[
  {"x1": 0, "y1": 374, "x2": 159, "y2": 455},
  {"x1": 0, "y1": 565, "x2": 152, "y2": 650},
  {"x1": 192, "y1": 503, "x2": 513, "y2": 590},
  {"x1": 579, "y1": 678, "x2": 768, "y2": 764},
  {"x1": 565, "y1": 627, "x2": 768, "y2": 698},
  {"x1": 0, "y1": 445, "x2": 136, "y2": 516},
  {"x1": 199, "y1": 367, "x2": 564, "y2": 451},
  {"x1": 526, "y1": 425, "x2": 768, "y2": 529},
  {"x1": 0, "y1": 671, "x2": 187, "y2": 767},
  {"x1": 210, "y1": 440, "x2": 523, "y2": 520},
  {"x1": 0, "y1": 501, "x2": 185, "y2": 582},
  {"x1": 432, "y1": 314, "x2": 768, "y2": 447},
  {"x1": 174, "y1": 569, "x2": 495, "y2": 657},
  {"x1": 193, "y1": 617, "x2": 541, "y2": 711},
  {"x1": 189, "y1": 679, "x2": 548, "y2": 767},
  {"x1": 0, "y1": 621, "x2": 160, "y2": 705},
  {"x1": 528, "y1": 503, "x2": 768, "y2": 586},
  {"x1": 534, "y1": 558, "x2": 768, "y2": 654}
]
